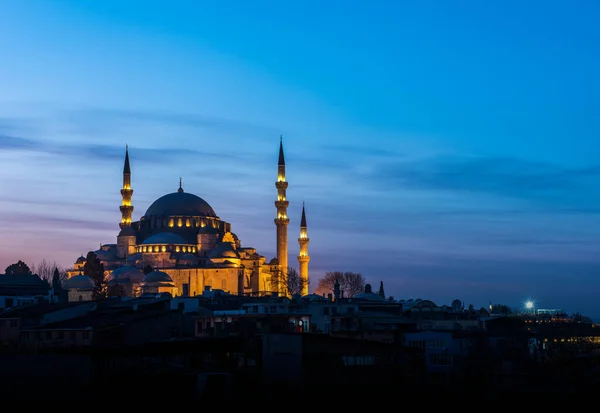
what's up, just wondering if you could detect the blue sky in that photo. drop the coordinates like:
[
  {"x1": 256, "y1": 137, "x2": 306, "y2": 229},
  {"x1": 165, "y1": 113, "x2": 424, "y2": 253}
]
[{"x1": 0, "y1": 0, "x2": 598, "y2": 316}]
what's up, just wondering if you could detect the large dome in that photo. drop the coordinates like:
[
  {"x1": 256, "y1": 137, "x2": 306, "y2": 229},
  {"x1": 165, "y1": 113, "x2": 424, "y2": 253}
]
[{"x1": 144, "y1": 190, "x2": 217, "y2": 218}]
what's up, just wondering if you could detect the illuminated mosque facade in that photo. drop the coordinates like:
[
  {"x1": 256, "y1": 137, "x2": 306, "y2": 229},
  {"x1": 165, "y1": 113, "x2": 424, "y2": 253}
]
[{"x1": 67, "y1": 138, "x2": 310, "y2": 298}]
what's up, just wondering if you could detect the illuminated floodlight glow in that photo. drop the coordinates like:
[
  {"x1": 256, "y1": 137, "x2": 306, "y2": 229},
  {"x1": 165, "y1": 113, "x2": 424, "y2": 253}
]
[{"x1": 521, "y1": 296, "x2": 537, "y2": 314}]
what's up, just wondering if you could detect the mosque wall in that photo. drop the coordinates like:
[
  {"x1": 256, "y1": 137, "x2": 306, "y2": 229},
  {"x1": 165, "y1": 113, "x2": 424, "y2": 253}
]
[{"x1": 163, "y1": 268, "x2": 244, "y2": 296}]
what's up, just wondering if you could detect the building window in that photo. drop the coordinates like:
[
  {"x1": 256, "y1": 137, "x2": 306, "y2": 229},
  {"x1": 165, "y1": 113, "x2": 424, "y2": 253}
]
[
  {"x1": 428, "y1": 339, "x2": 447, "y2": 349},
  {"x1": 430, "y1": 354, "x2": 453, "y2": 366}
]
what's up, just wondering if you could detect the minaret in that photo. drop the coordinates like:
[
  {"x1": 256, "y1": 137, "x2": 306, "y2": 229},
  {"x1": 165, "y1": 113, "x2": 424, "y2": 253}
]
[
  {"x1": 298, "y1": 202, "x2": 310, "y2": 296},
  {"x1": 119, "y1": 145, "x2": 134, "y2": 229},
  {"x1": 274, "y1": 136, "x2": 289, "y2": 293}
]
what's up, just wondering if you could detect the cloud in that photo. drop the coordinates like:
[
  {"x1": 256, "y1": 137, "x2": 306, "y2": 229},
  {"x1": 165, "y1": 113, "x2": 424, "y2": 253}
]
[
  {"x1": 0, "y1": 133, "x2": 249, "y2": 166},
  {"x1": 319, "y1": 143, "x2": 404, "y2": 158},
  {"x1": 0, "y1": 213, "x2": 115, "y2": 233},
  {"x1": 380, "y1": 155, "x2": 599, "y2": 193},
  {"x1": 359, "y1": 154, "x2": 600, "y2": 208},
  {"x1": 60, "y1": 107, "x2": 279, "y2": 137},
  {"x1": 0, "y1": 134, "x2": 40, "y2": 150},
  {"x1": 0, "y1": 195, "x2": 115, "y2": 213},
  {"x1": 0, "y1": 105, "x2": 283, "y2": 172}
]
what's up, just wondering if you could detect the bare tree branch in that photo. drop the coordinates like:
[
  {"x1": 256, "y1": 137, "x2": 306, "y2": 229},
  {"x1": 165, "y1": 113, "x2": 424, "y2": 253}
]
[
  {"x1": 315, "y1": 271, "x2": 366, "y2": 298},
  {"x1": 31, "y1": 259, "x2": 63, "y2": 284}
]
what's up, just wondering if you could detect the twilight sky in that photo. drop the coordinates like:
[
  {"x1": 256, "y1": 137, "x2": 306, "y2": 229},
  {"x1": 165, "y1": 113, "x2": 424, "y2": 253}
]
[{"x1": 0, "y1": 0, "x2": 598, "y2": 317}]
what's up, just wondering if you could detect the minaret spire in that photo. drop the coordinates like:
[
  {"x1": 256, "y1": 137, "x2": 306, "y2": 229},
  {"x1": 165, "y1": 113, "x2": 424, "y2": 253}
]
[
  {"x1": 278, "y1": 135, "x2": 285, "y2": 166},
  {"x1": 274, "y1": 135, "x2": 289, "y2": 295},
  {"x1": 298, "y1": 201, "x2": 310, "y2": 296},
  {"x1": 123, "y1": 144, "x2": 131, "y2": 174},
  {"x1": 119, "y1": 145, "x2": 134, "y2": 229}
]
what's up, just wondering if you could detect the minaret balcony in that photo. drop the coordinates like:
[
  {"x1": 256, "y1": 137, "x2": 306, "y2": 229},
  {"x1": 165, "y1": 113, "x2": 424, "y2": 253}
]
[
  {"x1": 298, "y1": 255, "x2": 311, "y2": 263},
  {"x1": 275, "y1": 181, "x2": 288, "y2": 190},
  {"x1": 274, "y1": 217, "x2": 290, "y2": 225},
  {"x1": 274, "y1": 200, "x2": 289, "y2": 209}
]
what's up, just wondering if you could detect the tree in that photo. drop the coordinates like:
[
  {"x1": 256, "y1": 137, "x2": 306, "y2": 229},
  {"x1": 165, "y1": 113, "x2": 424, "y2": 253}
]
[
  {"x1": 107, "y1": 283, "x2": 126, "y2": 297},
  {"x1": 83, "y1": 251, "x2": 106, "y2": 300},
  {"x1": 490, "y1": 304, "x2": 512, "y2": 315},
  {"x1": 572, "y1": 312, "x2": 593, "y2": 323},
  {"x1": 142, "y1": 264, "x2": 153, "y2": 275},
  {"x1": 4, "y1": 260, "x2": 32, "y2": 275},
  {"x1": 378, "y1": 281, "x2": 385, "y2": 299},
  {"x1": 315, "y1": 271, "x2": 366, "y2": 298},
  {"x1": 268, "y1": 267, "x2": 308, "y2": 297},
  {"x1": 51, "y1": 267, "x2": 68, "y2": 302},
  {"x1": 31, "y1": 259, "x2": 64, "y2": 285},
  {"x1": 285, "y1": 267, "x2": 309, "y2": 296}
]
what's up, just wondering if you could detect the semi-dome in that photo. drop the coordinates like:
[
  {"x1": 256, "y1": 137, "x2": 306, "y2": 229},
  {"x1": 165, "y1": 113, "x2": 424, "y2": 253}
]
[
  {"x1": 144, "y1": 190, "x2": 217, "y2": 218},
  {"x1": 64, "y1": 274, "x2": 94, "y2": 290},
  {"x1": 143, "y1": 270, "x2": 173, "y2": 284},
  {"x1": 208, "y1": 242, "x2": 239, "y2": 259},
  {"x1": 142, "y1": 232, "x2": 187, "y2": 245},
  {"x1": 94, "y1": 249, "x2": 116, "y2": 261},
  {"x1": 109, "y1": 266, "x2": 145, "y2": 284}
]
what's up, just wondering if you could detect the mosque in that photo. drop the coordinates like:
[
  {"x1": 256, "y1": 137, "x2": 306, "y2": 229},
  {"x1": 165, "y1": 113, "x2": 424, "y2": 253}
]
[{"x1": 66, "y1": 138, "x2": 310, "y2": 298}]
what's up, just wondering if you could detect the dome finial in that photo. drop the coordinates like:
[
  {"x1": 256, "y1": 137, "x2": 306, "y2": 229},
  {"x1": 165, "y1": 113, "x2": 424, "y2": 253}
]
[{"x1": 178, "y1": 177, "x2": 184, "y2": 193}]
